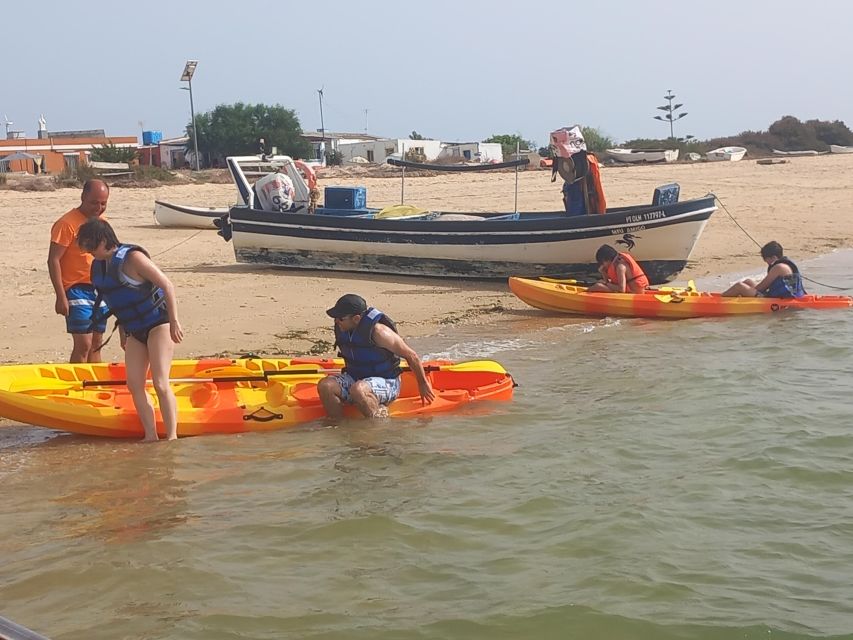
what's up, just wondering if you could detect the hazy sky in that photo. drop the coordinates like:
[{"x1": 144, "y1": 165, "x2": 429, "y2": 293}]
[{"x1": 4, "y1": 0, "x2": 852, "y2": 146}]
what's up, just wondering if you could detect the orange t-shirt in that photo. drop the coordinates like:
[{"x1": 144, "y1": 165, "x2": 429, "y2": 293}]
[{"x1": 50, "y1": 208, "x2": 103, "y2": 290}]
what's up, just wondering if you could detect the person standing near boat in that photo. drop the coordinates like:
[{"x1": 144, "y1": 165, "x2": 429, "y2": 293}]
[
  {"x1": 722, "y1": 241, "x2": 806, "y2": 298},
  {"x1": 77, "y1": 218, "x2": 184, "y2": 442},
  {"x1": 588, "y1": 244, "x2": 650, "y2": 293},
  {"x1": 47, "y1": 179, "x2": 110, "y2": 363},
  {"x1": 318, "y1": 294, "x2": 435, "y2": 419},
  {"x1": 550, "y1": 126, "x2": 607, "y2": 216}
]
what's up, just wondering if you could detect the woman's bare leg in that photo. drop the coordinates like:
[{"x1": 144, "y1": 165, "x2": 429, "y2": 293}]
[
  {"x1": 125, "y1": 336, "x2": 156, "y2": 441},
  {"x1": 147, "y1": 324, "x2": 178, "y2": 440}
]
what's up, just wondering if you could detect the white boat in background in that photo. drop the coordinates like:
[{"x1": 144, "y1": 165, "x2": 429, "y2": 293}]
[
  {"x1": 830, "y1": 144, "x2": 853, "y2": 154},
  {"x1": 772, "y1": 149, "x2": 819, "y2": 157},
  {"x1": 705, "y1": 146, "x2": 747, "y2": 162},
  {"x1": 154, "y1": 201, "x2": 228, "y2": 229},
  {"x1": 606, "y1": 148, "x2": 679, "y2": 164},
  {"x1": 153, "y1": 155, "x2": 314, "y2": 229}
]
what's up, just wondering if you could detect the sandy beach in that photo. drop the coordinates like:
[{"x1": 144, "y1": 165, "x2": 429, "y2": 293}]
[{"x1": 2, "y1": 155, "x2": 852, "y2": 364}]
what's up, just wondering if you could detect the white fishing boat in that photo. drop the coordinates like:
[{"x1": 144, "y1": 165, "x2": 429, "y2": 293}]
[
  {"x1": 153, "y1": 155, "x2": 315, "y2": 229},
  {"x1": 153, "y1": 201, "x2": 229, "y2": 229},
  {"x1": 605, "y1": 148, "x2": 679, "y2": 164},
  {"x1": 216, "y1": 160, "x2": 716, "y2": 284},
  {"x1": 705, "y1": 146, "x2": 747, "y2": 162},
  {"x1": 829, "y1": 144, "x2": 853, "y2": 154}
]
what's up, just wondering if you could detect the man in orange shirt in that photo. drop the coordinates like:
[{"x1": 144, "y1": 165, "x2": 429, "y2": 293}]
[{"x1": 48, "y1": 179, "x2": 110, "y2": 362}]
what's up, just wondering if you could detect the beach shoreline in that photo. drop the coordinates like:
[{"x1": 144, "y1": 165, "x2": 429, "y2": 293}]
[{"x1": 2, "y1": 155, "x2": 852, "y2": 364}]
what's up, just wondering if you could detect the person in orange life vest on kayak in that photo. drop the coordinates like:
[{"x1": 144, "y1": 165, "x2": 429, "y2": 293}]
[
  {"x1": 588, "y1": 244, "x2": 650, "y2": 294},
  {"x1": 317, "y1": 294, "x2": 435, "y2": 419},
  {"x1": 722, "y1": 240, "x2": 807, "y2": 298}
]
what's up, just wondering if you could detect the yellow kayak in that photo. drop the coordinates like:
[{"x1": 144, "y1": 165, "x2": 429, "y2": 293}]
[{"x1": 0, "y1": 357, "x2": 515, "y2": 438}]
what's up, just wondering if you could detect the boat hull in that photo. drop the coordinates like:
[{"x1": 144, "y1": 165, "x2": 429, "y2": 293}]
[
  {"x1": 508, "y1": 278, "x2": 853, "y2": 319},
  {"x1": 772, "y1": 149, "x2": 820, "y2": 156},
  {"x1": 606, "y1": 149, "x2": 679, "y2": 163},
  {"x1": 220, "y1": 196, "x2": 716, "y2": 284},
  {"x1": 154, "y1": 201, "x2": 228, "y2": 229},
  {"x1": 705, "y1": 147, "x2": 747, "y2": 162},
  {"x1": 0, "y1": 358, "x2": 515, "y2": 438}
]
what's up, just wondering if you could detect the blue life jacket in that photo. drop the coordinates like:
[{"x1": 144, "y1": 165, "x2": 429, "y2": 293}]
[
  {"x1": 90, "y1": 244, "x2": 168, "y2": 332},
  {"x1": 334, "y1": 307, "x2": 402, "y2": 380},
  {"x1": 761, "y1": 257, "x2": 807, "y2": 298}
]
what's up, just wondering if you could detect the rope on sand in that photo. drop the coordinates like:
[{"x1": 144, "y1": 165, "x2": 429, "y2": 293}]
[
  {"x1": 151, "y1": 230, "x2": 204, "y2": 258},
  {"x1": 714, "y1": 196, "x2": 849, "y2": 291}
]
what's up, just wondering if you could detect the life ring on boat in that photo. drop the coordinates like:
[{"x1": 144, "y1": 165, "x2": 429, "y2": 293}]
[{"x1": 293, "y1": 160, "x2": 317, "y2": 190}]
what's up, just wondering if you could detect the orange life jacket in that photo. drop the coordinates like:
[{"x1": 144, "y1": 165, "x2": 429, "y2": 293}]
[
  {"x1": 586, "y1": 155, "x2": 606, "y2": 214},
  {"x1": 606, "y1": 252, "x2": 650, "y2": 291}
]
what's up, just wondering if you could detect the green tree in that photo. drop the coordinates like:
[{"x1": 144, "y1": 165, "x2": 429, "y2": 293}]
[
  {"x1": 580, "y1": 127, "x2": 614, "y2": 153},
  {"x1": 409, "y1": 130, "x2": 426, "y2": 140},
  {"x1": 484, "y1": 133, "x2": 534, "y2": 159},
  {"x1": 90, "y1": 141, "x2": 137, "y2": 163},
  {"x1": 808, "y1": 119, "x2": 853, "y2": 146},
  {"x1": 325, "y1": 149, "x2": 343, "y2": 166},
  {"x1": 189, "y1": 103, "x2": 312, "y2": 165}
]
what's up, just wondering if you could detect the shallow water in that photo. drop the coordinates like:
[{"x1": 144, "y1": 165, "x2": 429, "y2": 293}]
[{"x1": 2, "y1": 252, "x2": 853, "y2": 639}]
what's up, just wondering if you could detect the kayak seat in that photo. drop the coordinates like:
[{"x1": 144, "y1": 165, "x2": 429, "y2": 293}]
[{"x1": 188, "y1": 383, "x2": 220, "y2": 409}]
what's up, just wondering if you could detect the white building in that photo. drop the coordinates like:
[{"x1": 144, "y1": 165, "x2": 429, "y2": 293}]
[
  {"x1": 301, "y1": 131, "x2": 383, "y2": 164},
  {"x1": 337, "y1": 138, "x2": 444, "y2": 164},
  {"x1": 439, "y1": 142, "x2": 504, "y2": 163},
  {"x1": 157, "y1": 136, "x2": 190, "y2": 169}
]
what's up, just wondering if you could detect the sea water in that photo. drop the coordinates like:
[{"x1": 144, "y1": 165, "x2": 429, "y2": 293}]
[{"x1": 1, "y1": 252, "x2": 853, "y2": 640}]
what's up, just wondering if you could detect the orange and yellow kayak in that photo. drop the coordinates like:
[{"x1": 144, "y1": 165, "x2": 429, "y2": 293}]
[
  {"x1": 508, "y1": 277, "x2": 853, "y2": 319},
  {"x1": 0, "y1": 357, "x2": 515, "y2": 438}
]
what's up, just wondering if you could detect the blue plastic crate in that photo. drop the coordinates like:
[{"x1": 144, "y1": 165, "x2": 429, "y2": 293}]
[{"x1": 325, "y1": 186, "x2": 367, "y2": 210}]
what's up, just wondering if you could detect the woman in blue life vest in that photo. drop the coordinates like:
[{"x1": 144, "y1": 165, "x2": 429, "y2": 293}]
[
  {"x1": 317, "y1": 294, "x2": 435, "y2": 419},
  {"x1": 722, "y1": 240, "x2": 807, "y2": 298},
  {"x1": 77, "y1": 218, "x2": 184, "y2": 441}
]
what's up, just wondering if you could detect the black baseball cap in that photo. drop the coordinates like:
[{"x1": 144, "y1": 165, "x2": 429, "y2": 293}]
[{"x1": 326, "y1": 294, "x2": 368, "y2": 318}]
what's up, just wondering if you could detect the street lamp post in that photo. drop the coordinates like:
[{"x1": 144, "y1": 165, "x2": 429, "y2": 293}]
[{"x1": 181, "y1": 60, "x2": 201, "y2": 171}]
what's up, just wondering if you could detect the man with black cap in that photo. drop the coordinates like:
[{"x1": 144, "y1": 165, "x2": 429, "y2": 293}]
[{"x1": 318, "y1": 294, "x2": 435, "y2": 419}]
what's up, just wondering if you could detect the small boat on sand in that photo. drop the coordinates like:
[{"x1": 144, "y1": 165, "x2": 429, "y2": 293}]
[
  {"x1": 606, "y1": 148, "x2": 679, "y2": 163},
  {"x1": 154, "y1": 155, "x2": 317, "y2": 229},
  {"x1": 705, "y1": 146, "x2": 747, "y2": 162},
  {"x1": 154, "y1": 201, "x2": 228, "y2": 229},
  {"x1": 772, "y1": 149, "x2": 819, "y2": 157}
]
